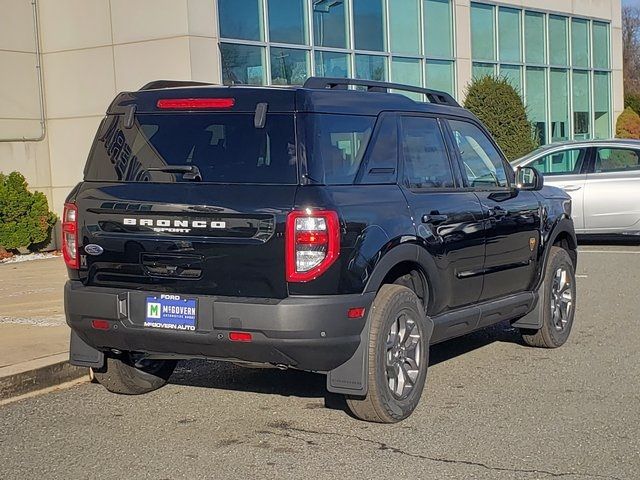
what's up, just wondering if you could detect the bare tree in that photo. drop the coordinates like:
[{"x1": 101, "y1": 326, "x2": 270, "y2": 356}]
[{"x1": 623, "y1": 6, "x2": 640, "y2": 95}]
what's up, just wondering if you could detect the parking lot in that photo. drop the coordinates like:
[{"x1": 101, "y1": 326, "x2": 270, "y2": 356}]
[{"x1": 1, "y1": 244, "x2": 638, "y2": 480}]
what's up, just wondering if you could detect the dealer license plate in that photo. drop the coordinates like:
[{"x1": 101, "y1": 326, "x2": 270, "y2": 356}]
[{"x1": 144, "y1": 294, "x2": 197, "y2": 331}]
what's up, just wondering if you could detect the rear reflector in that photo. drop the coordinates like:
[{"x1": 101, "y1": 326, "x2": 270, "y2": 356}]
[
  {"x1": 229, "y1": 331, "x2": 252, "y2": 342},
  {"x1": 156, "y1": 98, "x2": 235, "y2": 110},
  {"x1": 347, "y1": 307, "x2": 366, "y2": 319},
  {"x1": 91, "y1": 319, "x2": 110, "y2": 330}
]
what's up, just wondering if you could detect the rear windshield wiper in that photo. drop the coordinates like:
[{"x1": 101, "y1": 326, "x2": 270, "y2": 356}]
[{"x1": 146, "y1": 165, "x2": 202, "y2": 181}]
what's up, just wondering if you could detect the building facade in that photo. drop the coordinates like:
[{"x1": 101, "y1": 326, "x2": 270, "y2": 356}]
[{"x1": 0, "y1": 0, "x2": 623, "y2": 222}]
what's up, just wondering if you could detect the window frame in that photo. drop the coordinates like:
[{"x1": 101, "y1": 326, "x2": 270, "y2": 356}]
[
  {"x1": 397, "y1": 113, "x2": 461, "y2": 192},
  {"x1": 442, "y1": 116, "x2": 515, "y2": 192}
]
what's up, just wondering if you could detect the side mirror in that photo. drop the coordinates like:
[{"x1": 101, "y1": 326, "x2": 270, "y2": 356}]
[{"x1": 516, "y1": 166, "x2": 544, "y2": 191}]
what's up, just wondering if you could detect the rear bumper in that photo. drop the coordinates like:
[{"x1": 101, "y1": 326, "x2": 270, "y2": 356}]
[{"x1": 65, "y1": 281, "x2": 374, "y2": 372}]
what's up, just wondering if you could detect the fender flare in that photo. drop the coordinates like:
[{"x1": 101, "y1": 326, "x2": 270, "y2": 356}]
[{"x1": 363, "y1": 242, "x2": 441, "y2": 309}]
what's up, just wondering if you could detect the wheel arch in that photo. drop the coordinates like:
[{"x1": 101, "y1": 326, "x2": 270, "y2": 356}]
[{"x1": 363, "y1": 243, "x2": 439, "y2": 312}]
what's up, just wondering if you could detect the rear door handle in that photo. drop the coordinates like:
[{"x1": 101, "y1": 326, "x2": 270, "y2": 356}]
[
  {"x1": 560, "y1": 185, "x2": 582, "y2": 192},
  {"x1": 422, "y1": 213, "x2": 449, "y2": 224}
]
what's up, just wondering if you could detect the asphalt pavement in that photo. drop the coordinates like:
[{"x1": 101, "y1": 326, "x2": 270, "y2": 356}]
[{"x1": 1, "y1": 245, "x2": 639, "y2": 480}]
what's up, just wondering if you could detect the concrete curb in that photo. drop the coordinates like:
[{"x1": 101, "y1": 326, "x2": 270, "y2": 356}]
[{"x1": 0, "y1": 353, "x2": 87, "y2": 401}]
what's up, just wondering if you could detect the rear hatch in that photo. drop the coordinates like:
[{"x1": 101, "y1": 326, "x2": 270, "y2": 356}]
[{"x1": 73, "y1": 89, "x2": 298, "y2": 298}]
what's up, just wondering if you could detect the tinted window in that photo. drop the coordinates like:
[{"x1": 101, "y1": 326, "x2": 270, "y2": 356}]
[
  {"x1": 353, "y1": 0, "x2": 385, "y2": 51},
  {"x1": 361, "y1": 115, "x2": 398, "y2": 184},
  {"x1": 529, "y1": 148, "x2": 586, "y2": 175},
  {"x1": 304, "y1": 114, "x2": 375, "y2": 185},
  {"x1": 449, "y1": 120, "x2": 508, "y2": 188},
  {"x1": 267, "y1": 0, "x2": 307, "y2": 45},
  {"x1": 218, "y1": 0, "x2": 263, "y2": 41},
  {"x1": 595, "y1": 148, "x2": 640, "y2": 173},
  {"x1": 401, "y1": 117, "x2": 454, "y2": 189},
  {"x1": 85, "y1": 114, "x2": 297, "y2": 184}
]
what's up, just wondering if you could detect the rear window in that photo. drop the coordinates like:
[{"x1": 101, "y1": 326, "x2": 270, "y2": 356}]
[
  {"x1": 302, "y1": 114, "x2": 375, "y2": 185},
  {"x1": 84, "y1": 113, "x2": 297, "y2": 184}
]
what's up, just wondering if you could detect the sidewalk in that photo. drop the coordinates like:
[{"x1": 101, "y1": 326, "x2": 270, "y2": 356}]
[{"x1": 0, "y1": 257, "x2": 86, "y2": 400}]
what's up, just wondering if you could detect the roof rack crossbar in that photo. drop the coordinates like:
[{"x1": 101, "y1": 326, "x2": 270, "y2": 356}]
[
  {"x1": 303, "y1": 77, "x2": 460, "y2": 107},
  {"x1": 139, "y1": 80, "x2": 216, "y2": 91}
]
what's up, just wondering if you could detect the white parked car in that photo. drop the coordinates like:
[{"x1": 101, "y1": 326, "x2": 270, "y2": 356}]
[{"x1": 513, "y1": 140, "x2": 640, "y2": 237}]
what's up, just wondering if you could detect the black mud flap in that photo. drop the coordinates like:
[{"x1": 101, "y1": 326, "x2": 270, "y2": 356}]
[
  {"x1": 69, "y1": 331, "x2": 105, "y2": 368},
  {"x1": 326, "y1": 320, "x2": 370, "y2": 396},
  {"x1": 511, "y1": 289, "x2": 543, "y2": 330},
  {"x1": 326, "y1": 297, "x2": 435, "y2": 397}
]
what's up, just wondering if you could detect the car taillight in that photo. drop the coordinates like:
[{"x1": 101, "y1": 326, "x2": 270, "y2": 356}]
[
  {"x1": 62, "y1": 203, "x2": 79, "y2": 269},
  {"x1": 286, "y1": 210, "x2": 340, "y2": 282}
]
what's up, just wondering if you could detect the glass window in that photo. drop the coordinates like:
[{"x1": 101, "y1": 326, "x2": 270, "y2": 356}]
[
  {"x1": 525, "y1": 11, "x2": 545, "y2": 64},
  {"x1": 426, "y1": 59, "x2": 454, "y2": 96},
  {"x1": 389, "y1": 0, "x2": 420, "y2": 55},
  {"x1": 355, "y1": 54, "x2": 387, "y2": 81},
  {"x1": 549, "y1": 15, "x2": 568, "y2": 66},
  {"x1": 472, "y1": 62, "x2": 495, "y2": 79},
  {"x1": 529, "y1": 148, "x2": 586, "y2": 175},
  {"x1": 391, "y1": 58, "x2": 422, "y2": 100},
  {"x1": 270, "y1": 47, "x2": 309, "y2": 85},
  {"x1": 424, "y1": 0, "x2": 453, "y2": 58},
  {"x1": 550, "y1": 69, "x2": 569, "y2": 141},
  {"x1": 315, "y1": 51, "x2": 350, "y2": 78},
  {"x1": 595, "y1": 148, "x2": 640, "y2": 173},
  {"x1": 304, "y1": 114, "x2": 376, "y2": 184},
  {"x1": 401, "y1": 117, "x2": 454, "y2": 189},
  {"x1": 449, "y1": 120, "x2": 508, "y2": 188},
  {"x1": 593, "y1": 22, "x2": 610, "y2": 69},
  {"x1": 471, "y1": 3, "x2": 496, "y2": 61},
  {"x1": 268, "y1": 0, "x2": 307, "y2": 45},
  {"x1": 571, "y1": 18, "x2": 590, "y2": 68},
  {"x1": 313, "y1": 0, "x2": 348, "y2": 48},
  {"x1": 353, "y1": 0, "x2": 385, "y2": 52},
  {"x1": 361, "y1": 115, "x2": 398, "y2": 184},
  {"x1": 221, "y1": 43, "x2": 266, "y2": 85},
  {"x1": 85, "y1": 113, "x2": 297, "y2": 184},
  {"x1": 218, "y1": 0, "x2": 263, "y2": 41},
  {"x1": 526, "y1": 67, "x2": 547, "y2": 145},
  {"x1": 573, "y1": 70, "x2": 591, "y2": 139},
  {"x1": 594, "y1": 71, "x2": 611, "y2": 139},
  {"x1": 500, "y1": 65, "x2": 522, "y2": 93},
  {"x1": 499, "y1": 7, "x2": 521, "y2": 63}
]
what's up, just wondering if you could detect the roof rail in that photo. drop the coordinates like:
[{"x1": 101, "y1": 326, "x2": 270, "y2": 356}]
[
  {"x1": 139, "y1": 80, "x2": 216, "y2": 91},
  {"x1": 303, "y1": 77, "x2": 460, "y2": 107}
]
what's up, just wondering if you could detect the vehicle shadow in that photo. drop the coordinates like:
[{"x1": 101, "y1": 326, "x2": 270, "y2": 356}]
[{"x1": 168, "y1": 320, "x2": 525, "y2": 413}]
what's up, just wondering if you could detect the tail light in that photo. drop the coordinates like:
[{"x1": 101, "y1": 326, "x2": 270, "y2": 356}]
[
  {"x1": 286, "y1": 210, "x2": 340, "y2": 282},
  {"x1": 156, "y1": 98, "x2": 235, "y2": 109},
  {"x1": 62, "y1": 203, "x2": 79, "y2": 269}
]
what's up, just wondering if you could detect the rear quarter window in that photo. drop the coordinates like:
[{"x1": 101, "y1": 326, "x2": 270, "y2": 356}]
[{"x1": 302, "y1": 114, "x2": 375, "y2": 185}]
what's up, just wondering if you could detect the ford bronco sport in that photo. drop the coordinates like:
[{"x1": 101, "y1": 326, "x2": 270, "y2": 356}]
[{"x1": 64, "y1": 77, "x2": 577, "y2": 423}]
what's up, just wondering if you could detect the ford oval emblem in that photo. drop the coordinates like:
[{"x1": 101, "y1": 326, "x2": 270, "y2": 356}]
[{"x1": 84, "y1": 244, "x2": 104, "y2": 256}]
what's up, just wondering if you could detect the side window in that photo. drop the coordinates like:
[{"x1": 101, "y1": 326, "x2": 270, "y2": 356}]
[
  {"x1": 400, "y1": 116, "x2": 454, "y2": 189},
  {"x1": 448, "y1": 120, "x2": 509, "y2": 188},
  {"x1": 595, "y1": 148, "x2": 640, "y2": 173},
  {"x1": 360, "y1": 115, "x2": 398, "y2": 184},
  {"x1": 529, "y1": 148, "x2": 586, "y2": 175}
]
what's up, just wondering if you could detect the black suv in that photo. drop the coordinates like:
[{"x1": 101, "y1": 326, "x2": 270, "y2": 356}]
[{"x1": 64, "y1": 78, "x2": 577, "y2": 423}]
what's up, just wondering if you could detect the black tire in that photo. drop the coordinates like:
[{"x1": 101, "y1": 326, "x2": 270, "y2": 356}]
[
  {"x1": 521, "y1": 246, "x2": 576, "y2": 348},
  {"x1": 93, "y1": 353, "x2": 177, "y2": 395},
  {"x1": 346, "y1": 285, "x2": 430, "y2": 423}
]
